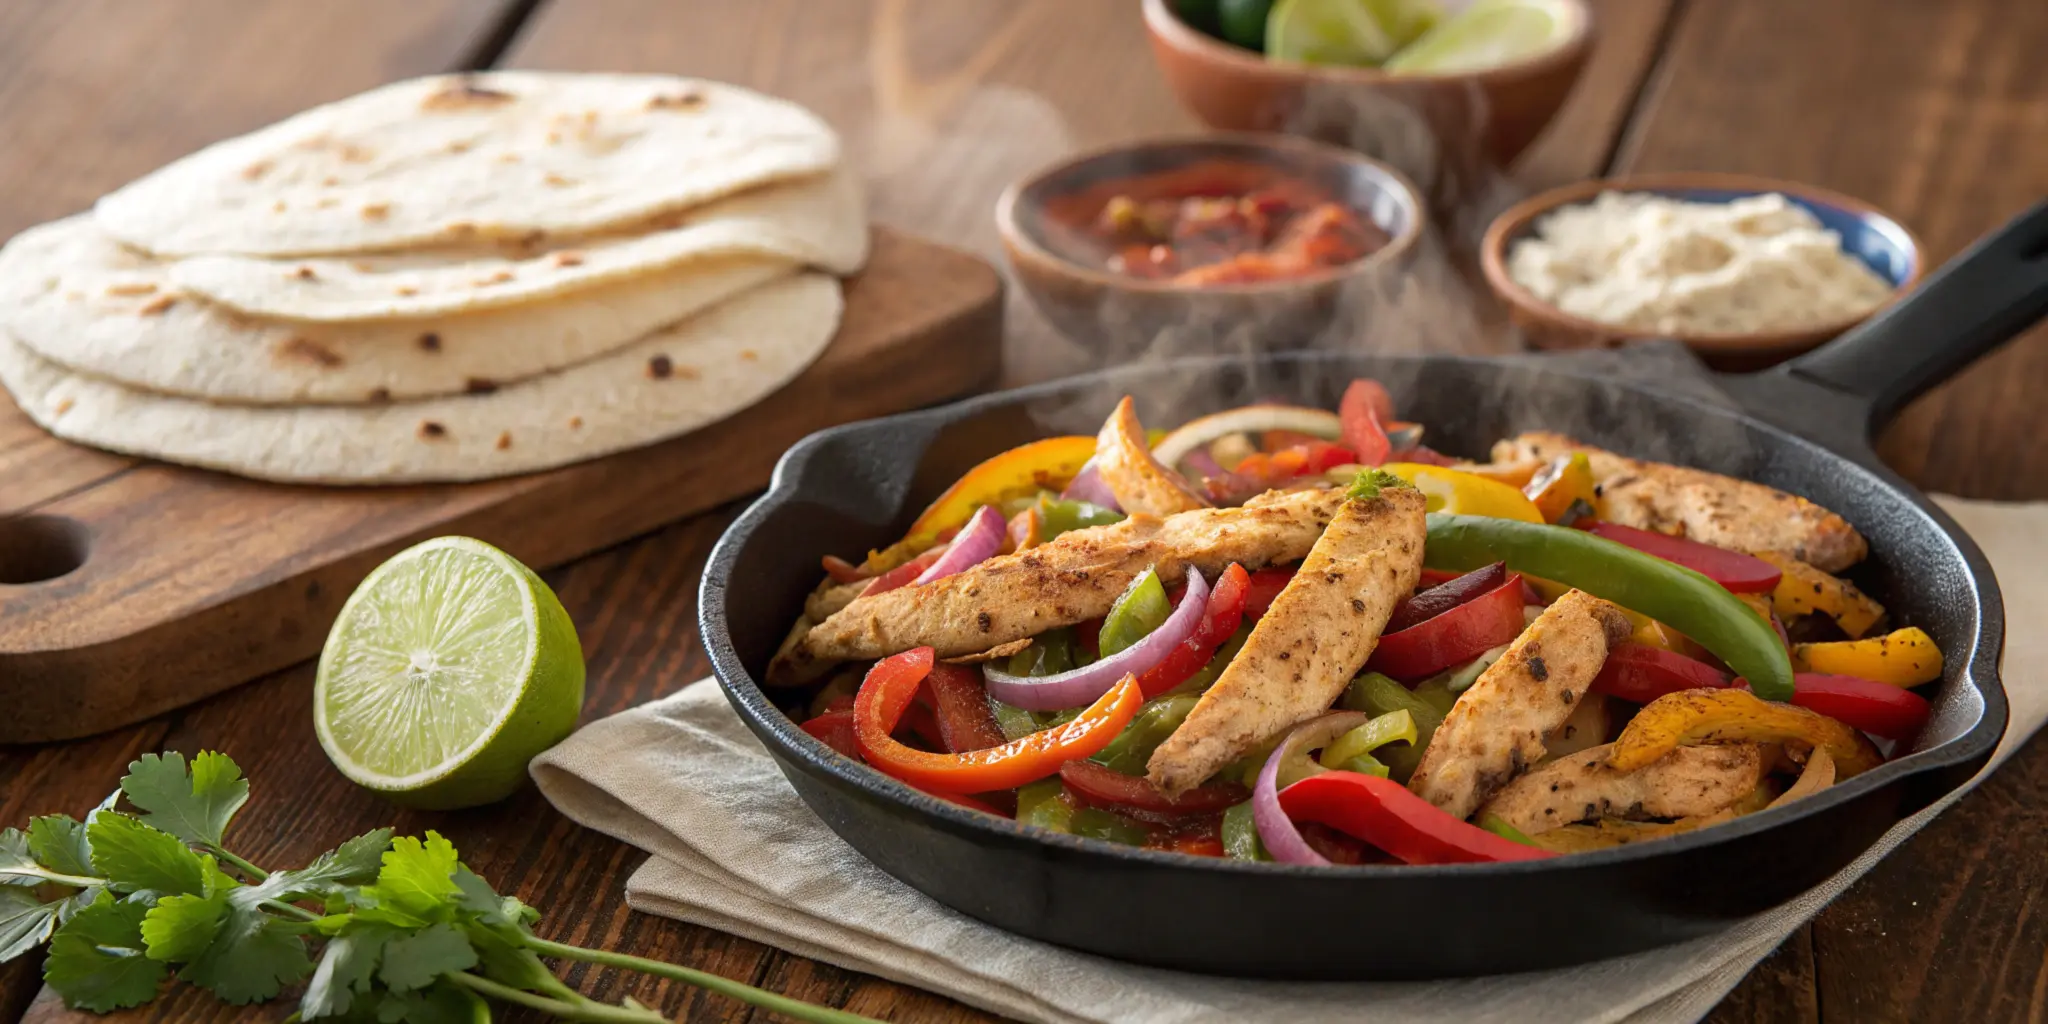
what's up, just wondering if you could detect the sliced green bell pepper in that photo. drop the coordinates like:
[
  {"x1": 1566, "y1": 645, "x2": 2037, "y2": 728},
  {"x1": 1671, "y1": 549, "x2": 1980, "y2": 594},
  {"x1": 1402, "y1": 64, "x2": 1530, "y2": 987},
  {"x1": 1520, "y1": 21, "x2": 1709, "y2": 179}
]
[
  {"x1": 1479, "y1": 813, "x2": 1537, "y2": 847},
  {"x1": 1163, "y1": 621, "x2": 1251, "y2": 698},
  {"x1": 1319, "y1": 709, "x2": 1418, "y2": 769},
  {"x1": 1221, "y1": 802, "x2": 1271, "y2": 861},
  {"x1": 1037, "y1": 495, "x2": 1125, "y2": 542},
  {"x1": 1017, "y1": 779, "x2": 1073, "y2": 832},
  {"x1": 1090, "y1": 695, "x2": 1200, "y2": 776},
  {"x1": 1071, "y1": 807, "x2": 1150, "y2": 846},
  {"x1": 1425, "y1": 514, "x2": 1794, "y2": 700},
  {"x1": 1341, "y1": 672, "x2": 1446, "y2": 783},
  {"x1": 1338, "y1": 754, "x2": 1390, "y2": 778},
  {"x1": 1099, "y1": 566, "x2": 1170, "y2": 657}
]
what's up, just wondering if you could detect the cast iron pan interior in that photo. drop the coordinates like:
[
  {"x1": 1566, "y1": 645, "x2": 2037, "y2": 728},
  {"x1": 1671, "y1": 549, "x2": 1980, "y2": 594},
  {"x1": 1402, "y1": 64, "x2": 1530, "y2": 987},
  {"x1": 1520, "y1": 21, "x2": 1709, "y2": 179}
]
[{"x1": 699, "y1": 202, "x2": 2048, "y2": 978}]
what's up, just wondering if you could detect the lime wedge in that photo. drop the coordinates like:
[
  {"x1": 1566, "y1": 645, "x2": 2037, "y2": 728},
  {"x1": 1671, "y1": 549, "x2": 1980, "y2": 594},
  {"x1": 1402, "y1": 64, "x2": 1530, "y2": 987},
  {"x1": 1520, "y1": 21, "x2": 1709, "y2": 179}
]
[
  {"x1": 314, "y1": 536, "x2": 585, "y2": 810},
  {"x1": 1268, "y1": 0, "x2": 1397, "y2": 66},
  {"x1": 1383, "y1": 0, "x2": 1571, "y2": 73}
]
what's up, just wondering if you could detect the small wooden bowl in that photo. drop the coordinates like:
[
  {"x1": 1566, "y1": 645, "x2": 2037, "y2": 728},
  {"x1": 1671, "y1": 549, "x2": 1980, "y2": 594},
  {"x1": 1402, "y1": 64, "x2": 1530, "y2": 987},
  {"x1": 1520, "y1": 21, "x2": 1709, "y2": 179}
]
[
  {"x1": 1141, "y1": 0, "x2": 1594, "y2": 192},
  {"x1": 1480, "y1": 172, "x2": 1926, "y2": 369},
  {"x1": 995, "y1": 133, "x2": 1424, "y2": 353}
]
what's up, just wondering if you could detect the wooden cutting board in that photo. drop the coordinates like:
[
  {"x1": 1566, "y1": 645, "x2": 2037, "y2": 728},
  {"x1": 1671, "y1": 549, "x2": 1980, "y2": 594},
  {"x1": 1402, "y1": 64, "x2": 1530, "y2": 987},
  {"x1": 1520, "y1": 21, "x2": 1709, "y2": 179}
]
[{"x1": 0, "y1": 228, "x2": 1003, "y2": 743}]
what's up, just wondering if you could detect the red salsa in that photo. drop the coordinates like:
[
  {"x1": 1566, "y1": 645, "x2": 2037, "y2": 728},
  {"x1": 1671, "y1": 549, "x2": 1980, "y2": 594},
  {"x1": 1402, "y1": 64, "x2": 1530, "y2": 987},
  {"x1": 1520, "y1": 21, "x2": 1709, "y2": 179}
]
[{"x1": 1045, "y1": 160, "x2": 1391, "y2": 286}]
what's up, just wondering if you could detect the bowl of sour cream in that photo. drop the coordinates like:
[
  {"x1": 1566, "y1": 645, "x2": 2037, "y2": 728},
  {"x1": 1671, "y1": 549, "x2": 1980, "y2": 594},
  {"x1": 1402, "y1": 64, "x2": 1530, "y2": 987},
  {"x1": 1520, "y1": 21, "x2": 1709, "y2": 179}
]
[{"x1": 1479, "y1": 172, "x2": 1924, "y2": 367}]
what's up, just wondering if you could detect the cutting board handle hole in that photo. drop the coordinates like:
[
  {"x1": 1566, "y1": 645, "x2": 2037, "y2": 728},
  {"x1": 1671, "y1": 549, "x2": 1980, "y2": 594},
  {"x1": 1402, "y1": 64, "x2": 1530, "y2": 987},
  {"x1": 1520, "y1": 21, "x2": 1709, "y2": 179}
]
[{"x1": 0, "y1": 515, "x2": 90, "y2": 584}]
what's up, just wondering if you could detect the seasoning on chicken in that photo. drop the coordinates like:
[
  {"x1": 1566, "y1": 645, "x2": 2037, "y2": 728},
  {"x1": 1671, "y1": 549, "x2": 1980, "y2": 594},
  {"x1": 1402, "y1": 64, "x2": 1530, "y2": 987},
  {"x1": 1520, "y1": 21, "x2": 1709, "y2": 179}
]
[
  {"x1": 1408, "y1": 589, "x2": 1634, "y2": 820},
  {"x1": 1147, "y1": 484, "x2": 1427, "y2": 797},
  {"x1": 1096, "y1": 396, "x2": 1210, "y2": 516},
  {"x1": 1476, "y1": 741, "x2": 1771, "y2": 835},
  {"x1": 1489, "y1": 431, "x2": 1867, "y2": 572},
  {"x1": 788, "y1": 486, "x2": 1349, "y2": 669}
]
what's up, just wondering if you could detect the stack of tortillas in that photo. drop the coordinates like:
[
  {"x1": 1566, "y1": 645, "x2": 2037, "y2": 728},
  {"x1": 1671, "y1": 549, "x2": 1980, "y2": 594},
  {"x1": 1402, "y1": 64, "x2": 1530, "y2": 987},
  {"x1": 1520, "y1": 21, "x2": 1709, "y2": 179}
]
[{"x1": 0, "y1": 71, "x2": 864, "y2": 484}]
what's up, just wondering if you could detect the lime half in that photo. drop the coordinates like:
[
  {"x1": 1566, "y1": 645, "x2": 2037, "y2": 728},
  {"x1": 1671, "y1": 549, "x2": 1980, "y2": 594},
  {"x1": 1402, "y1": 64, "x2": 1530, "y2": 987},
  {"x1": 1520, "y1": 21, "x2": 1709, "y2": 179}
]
[
  {"x1": 1270, "y1": 0, "x2": 1397, "y2": 66},
  {"x1": 315, "y1": 536, "x2": 585, "y2": 810},
  {"x1": 1383, "y1": 0, "x2": 1573, "y2": 73}
]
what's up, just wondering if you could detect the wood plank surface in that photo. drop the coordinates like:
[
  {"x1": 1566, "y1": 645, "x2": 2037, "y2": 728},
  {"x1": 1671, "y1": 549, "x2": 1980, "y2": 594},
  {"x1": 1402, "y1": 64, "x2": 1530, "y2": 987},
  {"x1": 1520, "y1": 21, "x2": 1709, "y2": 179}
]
[
  {"x1": 0, "y1": 229, "x2": 1002, "y2": 743},
  {"x1": 8, "y1": 0, "x2": 2047, "y2": 1022},
  {"x1": 1618, "y1": 1, "x2": 2048, "y2": 1021}
]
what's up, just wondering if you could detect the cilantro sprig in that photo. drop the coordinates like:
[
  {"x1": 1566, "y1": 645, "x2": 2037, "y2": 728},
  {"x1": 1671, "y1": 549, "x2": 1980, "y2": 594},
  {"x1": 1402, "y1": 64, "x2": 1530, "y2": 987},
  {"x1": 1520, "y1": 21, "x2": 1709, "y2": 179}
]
[{"x1": 3, "y1": 751, "x2": 877, "y2": 1023}]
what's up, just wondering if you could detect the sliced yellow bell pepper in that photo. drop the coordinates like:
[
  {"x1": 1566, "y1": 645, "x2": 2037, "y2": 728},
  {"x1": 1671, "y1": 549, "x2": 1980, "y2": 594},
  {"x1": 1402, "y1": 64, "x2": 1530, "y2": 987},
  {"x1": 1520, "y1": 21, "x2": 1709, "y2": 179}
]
[
  {"x1": 1754, "y1": 552, "x2": 1886, "y2": 638},
  {"x1": 1617, "y1": 608, "x2": 1689, "y2": 653},
  {"x1": 1607, "y1": 688, "x2": 1883, "y2": 779},
  {"x1": 863, "y1": 435, "x2": 1097, "y2": 571},
  {"x1": 1381, "y1": 463, "x2": 1544, "y2": 522},
  {"x1": 1793, "y1": 627, "x2": 1942, "y2": 687},
  {"x1": 1524, "y1": 452, "x2": 1598, "y2": 524}
]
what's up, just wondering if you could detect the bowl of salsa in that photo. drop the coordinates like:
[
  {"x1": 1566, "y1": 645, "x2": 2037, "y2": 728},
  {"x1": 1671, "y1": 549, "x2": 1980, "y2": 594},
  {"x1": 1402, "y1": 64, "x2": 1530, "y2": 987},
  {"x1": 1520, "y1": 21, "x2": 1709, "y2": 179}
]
[{"x1": 998, "y1": 133, "x2": 1423, "y2": 351}]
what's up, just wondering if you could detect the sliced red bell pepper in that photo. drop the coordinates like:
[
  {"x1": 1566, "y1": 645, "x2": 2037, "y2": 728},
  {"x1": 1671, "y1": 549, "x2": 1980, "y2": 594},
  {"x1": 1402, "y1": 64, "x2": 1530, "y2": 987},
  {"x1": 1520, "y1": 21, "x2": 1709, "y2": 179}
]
[
  {"x1": 1592, "y1": 644, "x2": 1733, "y2": 704},
  {"x1": 1339, "y1": 379, "x2": 1394, "y2": 466},
  {"x1": 1385, "y1": 562, "x2": 1507, "y2": 634},
  {"x1": 1244, "y1": 567, "x2": 1295, "y2": 620},
  {"x1": 820, "y1": 555, "x2": 867, "y2": 584},
  {"x1": 862, "y1": 543, "x2": 950, "y2": 597},
  {"x1": 1148, "y1": 824, "x2": 1226, "y2": 858},
  {"x1": 800, "y1": 710, "x2": 860, "y2": 759},
  {"x1": 897, "y1": 700, "x2": 945, "y2": 751},
  {"x1": 1368, "y1": 573, "x2": 1526, "y2": 680},
  {"x1": 1261, "y1": 429, "x2": 1327, "y2": 453},
  {"x1": 854, "y1": 648, "x2": 1142, "y2": 793},
  {"x1": 1137, "y1": 563, "x2": 1250, "y2": 697},
  {"x1": 1299, "y1": 822, "x2": 1374, "y2": 865},
  {"x1": 1391, "y1": 444, "x2": 1458, "y2": 467},
  {"x1": 1277, "y1": 771, "x2": 1555, "y2": 864},
  {"x1": 932, "y1": 790, "x2": 1005, "y2": 815},
  {"x1": 1587, "y1": 523, "x2": 1783, "y2": 594},
  {"x1": 1781, "y1": 673, "x2": 1930, "y2": 741},
  {"x1": 1058, "y1": 759, "x2": 1249, "y2": 815},
  {"x1": 1229, "y1": 442, "x2": 1359, "y2": 492},
  {"x1": 923, "y1": 663, "x2": 1008, "y2": 753}
]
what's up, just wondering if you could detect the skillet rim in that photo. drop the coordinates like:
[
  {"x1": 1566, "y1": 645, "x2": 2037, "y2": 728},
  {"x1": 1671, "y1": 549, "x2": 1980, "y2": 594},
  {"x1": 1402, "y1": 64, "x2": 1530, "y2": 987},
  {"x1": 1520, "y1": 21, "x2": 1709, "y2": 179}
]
[{"x1": 701, "y1": 350, "x2": 2009, "y2": 878}]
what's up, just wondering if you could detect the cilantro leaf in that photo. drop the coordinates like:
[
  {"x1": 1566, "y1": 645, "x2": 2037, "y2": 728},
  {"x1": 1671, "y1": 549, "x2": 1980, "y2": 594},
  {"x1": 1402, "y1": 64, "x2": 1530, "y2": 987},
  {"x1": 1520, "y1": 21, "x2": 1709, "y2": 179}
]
[
  {"x1": 450, "y1": 865, "x2": 534, "y2": 928},
  {"x1": 377, "y1": 981, "x2": 485, "y2": 1024},
  {"x1": 176, "y1": 890, "x2": 314, "y2": 1004},
  {"x1": 281, "y1": 828, "x2": 395, "y2": 899},
  {"x1": 88, "y1": 813, "x2": 208, "y2": 896},
  {"x1": 120, "y1": 752, "x2": 249, "y2": 850},
  {"x1": 0, "y1": 828, "x2": 47, "y2": 887},
  {"x1": 357, "y1": 832, "x2": 461, "y2": 922},
  {"x1": 27, "y1": 815, "x2": 94, "y2": 878},
  {"x1": 461, "y1": 918, "x2": 559, "y2": 993},
  {"x1": 43, "y1": 890, "x2": 168, "y2": 1012},
  {"x1": 301, "y1": 923, "x2": 397, "y2": 1019},
  {"x1": 377, "y1": 922, "x2": 478, "y2": 993},
  {"x1": 0, "y1": 887, "x2": 63, "y2": 962},
  {"x1": 139, "y1": 857, "x2": 238, "y2": 962}
]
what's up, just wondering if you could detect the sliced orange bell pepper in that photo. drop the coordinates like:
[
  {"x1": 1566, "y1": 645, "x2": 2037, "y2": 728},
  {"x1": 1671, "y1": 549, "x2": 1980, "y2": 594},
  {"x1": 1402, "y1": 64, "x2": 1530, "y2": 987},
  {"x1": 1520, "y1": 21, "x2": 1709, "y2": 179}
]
[
  {"x1": 853, "y1": 648, "x2": 1142, "y2": 794},
  {"x1": 863, "y1": 436, "x2": 1097, "y2": 571},
  {"x1": 1524, "y1": 452, "x2": 1598, "y2": 524},
  {"x1": 1606, "y1": 687, "x2": 1883, "y2": 778}
]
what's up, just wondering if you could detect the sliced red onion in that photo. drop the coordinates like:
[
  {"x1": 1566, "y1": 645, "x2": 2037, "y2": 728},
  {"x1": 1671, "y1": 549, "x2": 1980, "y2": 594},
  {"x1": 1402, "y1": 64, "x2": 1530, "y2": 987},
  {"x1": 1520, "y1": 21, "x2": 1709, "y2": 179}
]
[
  {"x1": 1153, "y1": 406, "x2": 1342, "y2": 469},
  {"x1": 1252, "y1": 712, "x2": 1371, "y2": 866},
  {"x1": 913, "y1": 506, "x2": 1006, "y2": 585},
  {"x1": 983, "y1": 568, "x2": 1210, "y2": 711},
  {"x1": 1180, "y1": 447, "x2": 1227, "y2": 480},
  {"x1": 1059, "y1": 459, "x2": 1123, "y2": 513}
]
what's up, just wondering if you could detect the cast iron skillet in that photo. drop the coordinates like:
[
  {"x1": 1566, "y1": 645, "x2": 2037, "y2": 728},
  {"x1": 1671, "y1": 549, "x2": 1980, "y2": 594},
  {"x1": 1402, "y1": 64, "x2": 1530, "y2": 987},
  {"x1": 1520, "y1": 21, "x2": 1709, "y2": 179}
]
[{"x1": 701, "y1": 201, "x2": 2048, "y2": 979}]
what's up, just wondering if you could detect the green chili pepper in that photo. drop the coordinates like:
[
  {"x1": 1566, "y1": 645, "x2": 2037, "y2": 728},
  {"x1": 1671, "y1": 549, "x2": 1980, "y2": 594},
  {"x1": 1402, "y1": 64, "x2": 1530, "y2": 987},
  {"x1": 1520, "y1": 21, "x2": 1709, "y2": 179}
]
[
  {"x1": 1017, "y1": 779, "x2": 1073, "y2": 833},
  {"x1": 1479, "y1": 814, "x2": 1537, "y2": 846},
  {"x1": 1163, "y1": 621, "x2": 1252, "y2": 698},
  {"x1": 1091, "y1": 695, "x2": 1200, "y2": 775},
  {"x1": 1071, "y1": 807, "x2": 1150, "y2": 846},
  {"x1": 1319, "y1": 709, "x2": 1417, "y2": 769},
  {"x1": 1341, "y1": 672, "x2": 1445, "y2": 783},
  {"x1": 1221, "y1": 803, "x2": 1271, "y2": 861},
  {"x1": 1099, "y1": 567, "x2": 1170, "y2": 657},
  {"x1": 1444, "y1": 644, "x2": 1511, "y2": 694},
  {"x1": 1424, "y1": 514, "x2": 1794, "y2": 700},
  {"x1": 1338, "y1": 754, "x2": 1390, "y2": 778},
  {"x1": 1037, "y1": 495, "x2": 1125, "y2": 542}
]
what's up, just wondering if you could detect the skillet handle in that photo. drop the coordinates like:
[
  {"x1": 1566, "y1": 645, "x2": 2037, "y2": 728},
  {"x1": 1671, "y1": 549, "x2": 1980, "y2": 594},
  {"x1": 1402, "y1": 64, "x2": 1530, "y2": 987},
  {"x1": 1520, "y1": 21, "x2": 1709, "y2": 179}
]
[{"x1": 1779, "y1": 199, "x2": 2048, "y2": 433}]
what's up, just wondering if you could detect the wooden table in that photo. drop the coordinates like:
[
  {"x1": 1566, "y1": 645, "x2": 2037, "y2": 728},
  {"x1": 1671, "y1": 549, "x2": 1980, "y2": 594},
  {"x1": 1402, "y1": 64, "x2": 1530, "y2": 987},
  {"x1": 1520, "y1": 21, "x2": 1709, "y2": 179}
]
[{"x1": 4, "y1": 1, "x2": 2045, "y2": 1020}]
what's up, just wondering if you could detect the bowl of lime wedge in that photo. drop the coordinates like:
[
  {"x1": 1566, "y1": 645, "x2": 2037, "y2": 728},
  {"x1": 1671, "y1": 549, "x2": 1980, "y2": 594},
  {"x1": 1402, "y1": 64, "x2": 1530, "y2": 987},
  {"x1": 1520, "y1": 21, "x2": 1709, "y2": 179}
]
[{"x1": 1143, "y1": 0, "x2": 1593, "y2": 178}]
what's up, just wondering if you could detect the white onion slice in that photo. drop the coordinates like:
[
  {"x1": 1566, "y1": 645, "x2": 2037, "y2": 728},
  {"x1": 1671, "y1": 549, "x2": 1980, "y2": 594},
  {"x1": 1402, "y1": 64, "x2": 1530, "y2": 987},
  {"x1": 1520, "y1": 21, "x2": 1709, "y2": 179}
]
[{"x1": 1152, "y1": 406, "x2": 1343, "y2": 469}]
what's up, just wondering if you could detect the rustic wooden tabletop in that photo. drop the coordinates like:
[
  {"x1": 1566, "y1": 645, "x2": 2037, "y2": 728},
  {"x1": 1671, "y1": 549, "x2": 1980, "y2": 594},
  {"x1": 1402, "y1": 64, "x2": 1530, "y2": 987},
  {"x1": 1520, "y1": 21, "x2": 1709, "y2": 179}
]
[{"x1": 3, "y1": 1, "x2": 2045, "y2": 1021}]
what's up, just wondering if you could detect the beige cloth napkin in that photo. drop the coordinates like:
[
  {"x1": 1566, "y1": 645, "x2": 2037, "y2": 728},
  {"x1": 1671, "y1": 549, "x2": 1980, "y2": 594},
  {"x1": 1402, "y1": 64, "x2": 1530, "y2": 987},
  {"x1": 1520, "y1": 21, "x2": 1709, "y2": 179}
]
[{"x1": 531, "y1": 495, "x2": 2046, "y2": 1024}]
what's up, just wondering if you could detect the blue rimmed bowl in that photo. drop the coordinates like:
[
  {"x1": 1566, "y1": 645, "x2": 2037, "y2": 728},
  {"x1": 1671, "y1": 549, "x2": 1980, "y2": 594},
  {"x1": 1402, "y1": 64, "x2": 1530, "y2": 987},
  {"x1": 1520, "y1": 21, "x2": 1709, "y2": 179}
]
[{"x1": 1481, "y1": 172, "x2": 1925, "y2": 368}]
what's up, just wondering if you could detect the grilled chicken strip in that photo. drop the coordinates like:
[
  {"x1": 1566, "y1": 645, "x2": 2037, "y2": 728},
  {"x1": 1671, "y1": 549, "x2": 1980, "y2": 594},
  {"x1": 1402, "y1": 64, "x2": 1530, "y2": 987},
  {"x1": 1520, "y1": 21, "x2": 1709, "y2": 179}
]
[
  {"x1": 1490, "y1": 431, "x2": 1867, "y2": 572},
  {"x1": 1476, "y1": 741, "x2": 1771, "y2": 835},
  {"x1": 1408, "y1": 590, "x2": 1633, "y2": 820},
  {"x1": 1097, "y1": 396, "x2": 1210, "y2": 516},
  {"x1": 788, "y1": 486, "x2": 1348, "y2": 668},
  {"x1": 1147, "y1": 486, "x2": 1427, "y2": 797}
]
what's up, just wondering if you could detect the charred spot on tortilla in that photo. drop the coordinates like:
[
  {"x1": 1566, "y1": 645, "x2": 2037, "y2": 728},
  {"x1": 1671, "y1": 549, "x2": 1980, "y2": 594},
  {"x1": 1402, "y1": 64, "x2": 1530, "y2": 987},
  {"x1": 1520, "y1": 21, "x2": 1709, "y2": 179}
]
[
  {"x1": 360, "y1": 203, "x2": 391, "y2": 220},
  {"x1": 368, "y1": 387, "x2": 392, "y2": 403},
  {"x1": 647, "y1": 354, "x2": 674, "y2": 379},
  {"x1": 137, "y1": 294, "x2": 177, "y2": 316},
  {"x1": 277, "y1": 337, "x2": 343, "y2": 368},
  {"x1": 551, "y1": 250, "x2": 586, "y2": 267},
  {"x1": 241, "y1": 159, "x2": 273, "y2": 181},
  {"x1": 395, "y1": 286, "x2": 419, "y2": 297},
  {"x1": 740, "y1": 349, "x2": 759, "y2": 362},
  {"x1": 473, "y1": 270, "x2": 515, "y2": 287},
  {"x1": 649, "y1": 90, "x2": 706, "y2": 110},
  {"x1": 422, "y1": 79, "x2": 517, "y2": 111},
  {"x1": 417, "y1": 332, "x2": 442, "y2": 352},
  {"x1": 53, "y1": 397, "x2": 75, "y2": 416},
  {"x1": 106, "y1": 281, "x2": 157, "y2": 297},
  {"x1": 292, "y1": 266, "x2": 317, "y2": 281},
  {"x1": 418, "y1": 420, "x2": 448, "y2": 440},
  {"x1": 495, "y1": 431, "x2": 513, "y2": 451},
  {"x1": 567, "y1": 415, "x2": 584, "y2": 430},
  {"x1": 543, "y1": 173, "x2": 575, "y2": 188},
  {"x1": 464, "y1": 378, "x2": 498, "y2": 395}
]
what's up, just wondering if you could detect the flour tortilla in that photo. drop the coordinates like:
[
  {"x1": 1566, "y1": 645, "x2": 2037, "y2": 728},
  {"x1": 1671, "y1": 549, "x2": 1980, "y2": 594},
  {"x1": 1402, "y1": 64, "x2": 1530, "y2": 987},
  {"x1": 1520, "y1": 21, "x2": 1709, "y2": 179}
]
[
  {"x1": 94, "y1": 72, "x2": 839, "y2": 257},
  {"x1": 0, "y1": 274, "x2": 840, "y2": 484},
  {"x1": 163, "y1": 167, "x2": 867, "y2": 322},
  {"x1": 0, "y1": 215, "x2": 793, "y2": 404}
]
